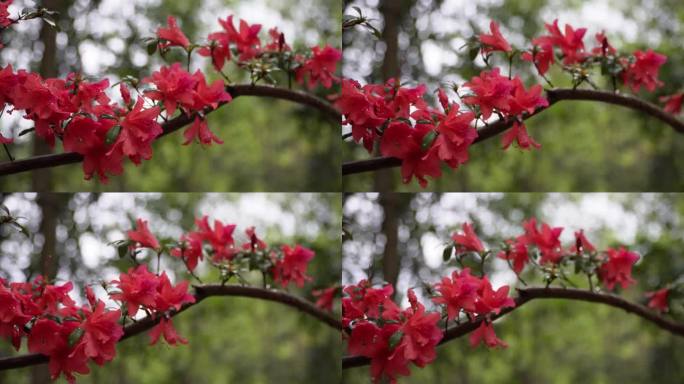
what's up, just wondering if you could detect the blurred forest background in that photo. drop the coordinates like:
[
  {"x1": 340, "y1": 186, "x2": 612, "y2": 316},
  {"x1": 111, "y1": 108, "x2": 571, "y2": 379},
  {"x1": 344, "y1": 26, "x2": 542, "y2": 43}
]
[
  {"x1": 0, "y1": 193, "x2": 342, "y2": 383},
  {"x1": 342, "y1": 0, "x2": 684, "y2": 192},
  {"x1": 342, "y1": 193, "x2": 684, "y2": 383},
  {"x1": 0, "y1": 0, "x2": 341, "y2": 192}
]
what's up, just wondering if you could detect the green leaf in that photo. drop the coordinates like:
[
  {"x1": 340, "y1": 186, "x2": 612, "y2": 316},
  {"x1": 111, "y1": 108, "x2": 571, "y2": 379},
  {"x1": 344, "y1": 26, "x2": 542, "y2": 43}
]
[
  {"x1": 388, "y1": 330, "x2": 404, "y2": 350},
  {"x1": 147, "y1": 40, "x2": 158, "y2": 55},
  {"x1": 442, "y1": 245, "x2": 454, "y2": 262},
  {"x1": 105, "y1": 126, "x2": 121, "y2": 145},
  {"x1": 469, "y1": 45, "x2": 480, "y2": 61},
  {"x1": 68, "y1": 327, "x2": 84, "y2": 347},
  {"x1": 421, "y1": 130, "x2": 438, "y2": 151}
]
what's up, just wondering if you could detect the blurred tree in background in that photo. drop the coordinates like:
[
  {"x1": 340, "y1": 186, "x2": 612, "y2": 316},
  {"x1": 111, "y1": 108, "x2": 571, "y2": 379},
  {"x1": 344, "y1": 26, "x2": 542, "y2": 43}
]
[
  {"x1": 0, "y1": 193, "x2": 341, "y2": 383},
  {"x1": 342, "y1": 193, "x2": 684, "y2": 383},
  {"x1": 342, "y1": 0, "x2": 684, "y2": 192},
  {"x1": 0, "y1": 0, "x2": 341, "y2": 192}
]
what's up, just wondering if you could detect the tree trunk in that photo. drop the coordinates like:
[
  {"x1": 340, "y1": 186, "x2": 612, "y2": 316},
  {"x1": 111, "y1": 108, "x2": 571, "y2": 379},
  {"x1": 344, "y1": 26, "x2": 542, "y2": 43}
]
[{"x1": 379, "y1": 193, "x2": 400, "y2": 298}]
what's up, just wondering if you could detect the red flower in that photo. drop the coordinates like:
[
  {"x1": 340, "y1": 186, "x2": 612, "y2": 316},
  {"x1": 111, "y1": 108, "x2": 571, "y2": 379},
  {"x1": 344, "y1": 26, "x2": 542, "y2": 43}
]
[
  {"x1": 0, "y1": 284, "x2": 30, "y2": 350},
  {"x1": 191, "y1": 72, "x2": 231, "y2": 110},
  {"x1": 205, "y1": 15, "x2": 262, "y2": 62},
  {"x1": 507, "y1": 78, "x2": 549, "y2": 116},
  {"x1": 127, "y1": 218, "x2": 160, "y2": 250},
  {"x1": 572, "y1": 229, "x2": 596, "y2": 254},
  {"x1": 522, "y1": 43, "x2": 555, "y2": 75},
  {"x1": 469, "y1": 321, "x2": 507, "y2": 349},
  {"x1": 80, "y1": 300, "x2": 123, "y2": 364},
  {"x1": 112, "y1": 97, "x2": 162, "y2": 164},
  {"x1": 473, "y1": 278, "x2": 515, "y2": 316},
  {"x1": 296, "y1": 44, "x2": 341, "y2": 89},
  {"x1": 646, "y1": 288, "x2": 669, "y2": 312},
  {"x1": 0, "y1": 1, "x2": 12, "y2": 28},
  {"x1": 347, "y1": 321, "x2": 409, "y2": 384},
  {"x1": 432, "y1": 105, "x2": 477, "y2": 166},
  {"x1": 342, "y1": 280, "x2": 401, "y2": 326},
  {"x1": 523, "y1": 218, "x2": 564, "y2": 264},
  {"x1": 463, "y1": 68, "x2": 515, "y2": 119},
  {"x1": 431, "y1": 268, "x2": 482, "y2": 319},
  {"x1": 313, "y1": 286, "x2": 338, "y2": 312},
  {"x1": 622, "y1": 49, "x2": 667, "y2": 93},
  {"x1": 183, "y1": 117, "x2": 223, "y2": 146},
  {"x1": 393, "y1": 289, "x2": 443, "y2": 368},
  {"x1": 597, "y1": 247, "x2": 639, "y2": 290},
  {"x1": 660, "y1": 93, "x2": 683, "y2": 114},
  {"x1": 380, "y1": 121, "x2": 442, "y2": 188},
  {"x1": 479, "y1": 21, "x2": 512, "y2": 53},
  {"x1": 273, "y1": 244, "x2": 315, "y2": 288},
  {"x1": 153, "y1": 273, "x2": 195, "y2": 313},
  {"x1": 452, "y1": 222, "x2": 485, "y2": 254},
  {"x1": 150, "y1": 317, "x2": 188, "y2": 346},
  {"x1": 592, "y1": 31, "x2": 616, "y2": 56},
  {"x1": 144, "y1": 63, "x2": 197, "y2": 115},
  {"x1": 535, "y1": 19, "x2": 587, "y2": 65},
  {"x1": 497, "y1": 235, "x2": 530, "y2": 274},
  {"x1": 241, "y1": 226, "x2": 267, "y2": 252},
  {"x1": 193, "y1": 216, "x2": 238, "y2": 262},
  {"x1": 171, "y1": 232, "x2": 204, "y2": 271},
  {"x1": 502, "y1": 121, "x2": 540, "y2": 150},
  {"x1": 157, "y1": 16, "x2": 190, "y2": 49},
  {"x1": 109, "y1": 265, "x2": 160, "y2": 316}
]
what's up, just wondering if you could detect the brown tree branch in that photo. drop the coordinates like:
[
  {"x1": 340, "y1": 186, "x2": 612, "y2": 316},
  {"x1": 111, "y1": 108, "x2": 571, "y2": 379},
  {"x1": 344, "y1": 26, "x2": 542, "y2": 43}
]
[
  {"x1": 342, "y1": 88, "x2": 684, "y2": 175},
  {"x1": 342, "y1": 286, "x2": 684, "y2": 369},
  {"x1": 0, "y1": 85, "x2": 340, "y2": 177},
  {"x1": 0, "y1": 284, "x2": 341, "y2": 371}
]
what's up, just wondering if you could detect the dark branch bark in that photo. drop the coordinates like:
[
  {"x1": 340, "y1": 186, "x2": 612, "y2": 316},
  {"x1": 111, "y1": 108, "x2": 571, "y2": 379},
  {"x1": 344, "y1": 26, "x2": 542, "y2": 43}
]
[
  {"x1": 0, "y1": 284, "x2": 340, "y2": 371},
  {"x1": 0, "y1": 85, "x2": 340, "y2": 177},
  {"x1": 342, "y1": 88, "x2": 684, "y2": 175},
  {"x1": 342, "y1": 286, "x2": 684, "y2": 369}
]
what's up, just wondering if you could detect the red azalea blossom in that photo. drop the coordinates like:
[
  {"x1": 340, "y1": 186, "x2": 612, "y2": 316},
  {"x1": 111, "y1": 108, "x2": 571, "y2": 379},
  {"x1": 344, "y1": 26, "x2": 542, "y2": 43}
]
[
  {"x1": 622, "y1": 49, "x2": 667, "y2": 92},
  {"x1": 80, "y1": 300, "x2": 123, "y2": 364},
  {"x1": 393, "y1": 289, "x2": 443, "y2": 368},
  {"x1": 112, "y1": 97, "x2": 163, "y2": 164},
  {"x1": 502, "y1": 121, "x2": 540, "y2": 150},
  {"x1": 535, "y1": 19, "x2": 587, "y2": 65},
  {"x1": 296, "y1": 44, "x2": 342, "y2": 89},
  {"x1": 646, "y1": 288, "x2": 670, "y2": 312},
  {"x1": 660, "y1": 93, "x2": 684, "y2": 114},
  {"x1": 191, "y1": 72, "x2": 231, "y2": 110},
  {"x1": 431, "y1": 268, "x2": 482, "y2": 320},
  {"x1": 479, "y1": 21, "x2": 512, "y2": 53},
  {"x1": 592, "y1": 31, "x2": 616, "y2": 56},
  {"x1": 144, "y1": 63, "x2": 198, "y2": 115},
  {"x1": 473, "y1": 278, "x2": 516, "y2": 316},
  {"x1": 0, "y1": 1, "x2": 12, "y2": 28},
  {"x1": 127, "y1": 218, "x2": 161, "y2": 250},
  {"x1": 342, "y1": 280, "x2": 401, "y2": 326},
  {"x1": 171, "y1": 232, "x2": 204, "y2": 271},
  {"x1": 150, "y1": 317, "x2": 187, "y2": 346},
  {"x1": 452, "y1": 222, "x2": 485, "y2": 254},
  {"x1": 273, "y1": 244, "x2": 315, "y2": 288},
  {"x1": 463, "y1": 68, "x2": 514, "y2": 120},
  {"x1": 313, "y1": 286, "x2": 338, "y2": 312},
  {"x1": 597, "y1": 247, "x2": 639, "y2": 290},
  {"x1": 469, "y1": 321, "x2": 508, "y2": 349},
  {"x1": 183, "y1": 117, "x2": 223, "y2": 146},
  {"x1": 432, "y1": 105, "x2": 477, "y2": 166},
  {"x1": 497, "y1": 235, "x2": 530, "y2": 274},
  {"x1": 572, "y1": 229, "x2": 596, "y2": 254},
  {"x1": 522, "y1": 42, "x2": 555, "y2": 75},
  {"x1": 157, "y1": 16, "x2": 191, "y2": 49},
  {"x1": 109, "y1": 265, "x2": 160, "y2": 317},
  {"x1": 154, "y1": 273, "x2": 195, "y2": 312},
  {"x1": 380, "y1": 121, "x2": 441, "y2": 188},
  {"x1": 241, "y1": 226, "x2": 267, "y2": 252},
  {"x1": 193, "y1": 216, "x2": 238, "y2": 262},
  {"x1": 523, "y1": 218, "x2": 564, "y2": 264}
]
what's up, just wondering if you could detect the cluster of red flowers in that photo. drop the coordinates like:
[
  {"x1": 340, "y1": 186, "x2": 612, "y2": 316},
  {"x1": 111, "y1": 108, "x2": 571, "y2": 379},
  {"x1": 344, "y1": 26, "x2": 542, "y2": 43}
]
[
  {"x1": 0, "y1": 11, "x2": 341, "y2": 182},
  {"x1": 345, "y1": 219, "x2": 675, "y2": 382},
  {"x1": 0, "y1": 215, "x2": 324, "y2": 382},
  {"x1": 343, "y1": 281, "x2": 443, "y2": 383},
  {"x1": 0, "y1": 277, "x2": 123, "y2": 382},
  {"x1": 343, "y1": 19, "x2": 675, "y2": 187}
]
